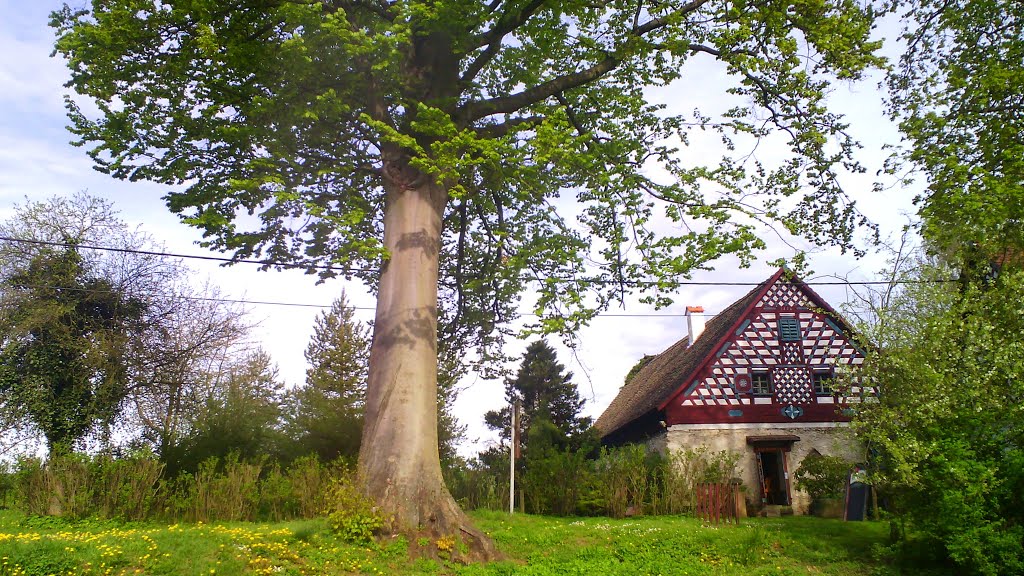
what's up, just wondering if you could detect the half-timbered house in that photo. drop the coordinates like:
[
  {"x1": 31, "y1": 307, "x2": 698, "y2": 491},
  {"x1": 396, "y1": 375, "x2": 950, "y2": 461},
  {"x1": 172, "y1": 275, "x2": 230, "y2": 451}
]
[{"x1": 595, "y1": 268, "x2": 867, "y2": 513}]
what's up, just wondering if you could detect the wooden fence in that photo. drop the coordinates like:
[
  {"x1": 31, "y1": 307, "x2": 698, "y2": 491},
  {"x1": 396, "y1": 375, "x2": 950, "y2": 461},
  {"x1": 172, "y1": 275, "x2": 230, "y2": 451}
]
[{"x1": 695, "y1": 482, "x2": 742, "y2": 525}]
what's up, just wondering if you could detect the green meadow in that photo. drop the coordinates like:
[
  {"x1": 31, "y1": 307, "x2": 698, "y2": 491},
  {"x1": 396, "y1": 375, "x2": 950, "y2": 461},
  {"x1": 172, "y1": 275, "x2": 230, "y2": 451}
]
[{"x1": 0, "y1": 510, "x2": 920, "y2": 576}]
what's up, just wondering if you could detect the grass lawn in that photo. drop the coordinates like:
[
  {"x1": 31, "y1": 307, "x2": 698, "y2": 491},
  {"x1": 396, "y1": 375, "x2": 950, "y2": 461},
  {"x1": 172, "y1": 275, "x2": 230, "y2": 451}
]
[{"x1": 0, "y1": 509, "x2": 903, "y2": 575}]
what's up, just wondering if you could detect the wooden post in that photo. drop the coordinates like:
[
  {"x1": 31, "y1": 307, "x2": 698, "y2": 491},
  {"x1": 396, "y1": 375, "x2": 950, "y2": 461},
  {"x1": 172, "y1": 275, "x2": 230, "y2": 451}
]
[{"x1": 509, "y1": 400, "x2": 517, "y2": 514}]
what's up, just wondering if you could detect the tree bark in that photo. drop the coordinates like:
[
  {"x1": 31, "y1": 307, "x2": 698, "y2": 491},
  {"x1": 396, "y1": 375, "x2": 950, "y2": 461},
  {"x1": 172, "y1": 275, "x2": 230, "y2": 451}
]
[{"x1": 359, "y1": 155, "x2": 497, "y2": 561}]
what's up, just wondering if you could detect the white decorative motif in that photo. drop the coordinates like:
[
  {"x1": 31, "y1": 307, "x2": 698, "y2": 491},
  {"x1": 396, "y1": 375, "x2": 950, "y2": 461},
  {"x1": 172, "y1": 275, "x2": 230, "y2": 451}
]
[
  {"x1": 771, "y1": 366, "x2": 813, "y2": 404},
  {"x1": 780, "y1": 342, "x2": 803, "y2": 364}
]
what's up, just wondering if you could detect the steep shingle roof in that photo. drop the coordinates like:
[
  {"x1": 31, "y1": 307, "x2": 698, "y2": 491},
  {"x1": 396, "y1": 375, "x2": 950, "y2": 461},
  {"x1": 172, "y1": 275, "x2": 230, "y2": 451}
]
[{"x1": 594, "y1": 274, "x2": 774, "y2": 439}]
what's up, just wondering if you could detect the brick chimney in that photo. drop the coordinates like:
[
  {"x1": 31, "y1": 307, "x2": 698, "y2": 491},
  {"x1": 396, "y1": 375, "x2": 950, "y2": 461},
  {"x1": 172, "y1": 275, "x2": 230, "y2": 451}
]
[{"x1": 686, "y1": 306, "x2": 705, "y2": 347}]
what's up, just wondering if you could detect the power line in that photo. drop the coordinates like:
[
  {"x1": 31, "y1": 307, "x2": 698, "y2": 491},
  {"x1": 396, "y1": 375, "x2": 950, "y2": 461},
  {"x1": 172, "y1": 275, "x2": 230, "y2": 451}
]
[
  {"x1": 0, "y1": 281, "x2": 731, "y2": 317},
  {"x1": 0, "y1": 234, "x2": 936, "y2": 288},
  {"x1": 0, "y1": 234, "x2": 373, "y2": 274},
  {"x1": 0, "y1": 280, "x2": 367, "y2": 311}
]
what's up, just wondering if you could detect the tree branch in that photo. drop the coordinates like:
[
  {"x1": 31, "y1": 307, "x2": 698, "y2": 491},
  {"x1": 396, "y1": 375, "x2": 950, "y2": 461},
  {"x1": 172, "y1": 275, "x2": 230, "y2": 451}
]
[
  {"x1": 689, "y1": 43, "x2": 721, "y2": 57},
  {"x1": 633, "y1": 0, "x2": 709, "y2": 35},
  {"x1": 472, "y1": 115, "x2": 546, "y2": 138},
  {"x1": 452, "y1": 200, "x2": 468, "y2": 336},
  {"x1": 469, "y1": 0, "x2": 551, "y2": 48},
  {"x1": 461, "y1": 57, "x2": 619, "y2": 122},
  {"x1": 461, "y1": 0, "x2": 552, "y2": 85},
  {"x1": 459, "y1": 0, "x2": 711, "y2": 122}
]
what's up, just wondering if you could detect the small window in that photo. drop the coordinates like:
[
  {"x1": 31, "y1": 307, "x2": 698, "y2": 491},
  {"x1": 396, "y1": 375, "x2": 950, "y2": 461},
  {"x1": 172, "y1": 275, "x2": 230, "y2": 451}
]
[
  {"x1": 752, "y1": 372, "x2": 772, "y2": 396},
  {"x1": 778, "y1": 317, "x2": 801, "y2": 341},
  {"x1": 812, "y1": 372, "x2": 833, "y2": 396}
]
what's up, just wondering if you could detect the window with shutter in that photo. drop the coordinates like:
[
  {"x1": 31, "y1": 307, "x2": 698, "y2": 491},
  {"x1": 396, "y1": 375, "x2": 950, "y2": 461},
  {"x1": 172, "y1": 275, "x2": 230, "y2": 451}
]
[
  {"x1": 778, "y1": 316, "x2": 801, "y2": 341},
  {"x1": 812, "y1": 372, "x2": 833, "y2": 395}
]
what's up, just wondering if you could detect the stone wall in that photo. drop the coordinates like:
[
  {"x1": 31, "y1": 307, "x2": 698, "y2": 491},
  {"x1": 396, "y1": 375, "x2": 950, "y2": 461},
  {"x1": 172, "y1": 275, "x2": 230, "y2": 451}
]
[{"x1": 655, "y1": 422, "x2": 862, "y2": 514}]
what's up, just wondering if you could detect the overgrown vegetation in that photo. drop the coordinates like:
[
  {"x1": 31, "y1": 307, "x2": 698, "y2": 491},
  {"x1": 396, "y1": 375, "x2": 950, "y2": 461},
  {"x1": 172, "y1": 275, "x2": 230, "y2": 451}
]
[
  {"x1": 3, "y1": 451, "x2": 349, "y2": 525},
  {"x1": 447, "y1": 444, "x2": 741, "y2": 518},
  {"x1": 850, "y1": 259, "x2": 1024, "y2": 575}
]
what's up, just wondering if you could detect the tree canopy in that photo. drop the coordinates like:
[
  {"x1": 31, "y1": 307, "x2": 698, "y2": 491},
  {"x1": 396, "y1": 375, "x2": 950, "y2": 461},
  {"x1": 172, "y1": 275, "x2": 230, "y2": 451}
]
[
  {"x1": 851, "y1": 255, "x2": 1024, "y2": 574},
  {"x1": 0, "y1": 195, "x2": 172, "y2": 453},
  {"x1": 53, "y1": 0, "x2": 883, "y2": 348},
  {"x1": 0, "y1": 243, "x2": 142, "y2": 454},
  {"x1": 888, "y1": 0, "x2": 1024, "y2": 261},
  {"x1": 0, "y1": 194, "x2": 257, "y2": 458},
  {"x1": 858, "y1": 2, "x2": 1024, "y2": 571}
]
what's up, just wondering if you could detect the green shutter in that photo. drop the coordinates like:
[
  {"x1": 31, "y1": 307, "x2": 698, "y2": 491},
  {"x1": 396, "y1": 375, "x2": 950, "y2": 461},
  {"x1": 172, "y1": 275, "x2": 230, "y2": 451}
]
[{"x1": 778, "y1": 317, "x2": 801, "y2": 341}]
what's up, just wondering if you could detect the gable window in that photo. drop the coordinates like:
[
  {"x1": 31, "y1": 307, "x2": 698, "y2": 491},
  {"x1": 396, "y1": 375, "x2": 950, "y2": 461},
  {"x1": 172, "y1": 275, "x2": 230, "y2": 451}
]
[
  {"x1": 778, "y1": 316, "x2": 801, "y2": 342},
  {"x1": 812, "y1": 371, "x2": 833, "y2": 395},
  {"x1": 752, "y1": 372, "x2": 772, "y2": 396}
]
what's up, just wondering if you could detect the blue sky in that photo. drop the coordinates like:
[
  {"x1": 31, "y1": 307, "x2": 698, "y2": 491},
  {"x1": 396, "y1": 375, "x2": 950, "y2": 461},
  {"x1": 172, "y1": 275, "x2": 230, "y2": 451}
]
[{"x1": 0, "y1": 1, "x2": 919, "y2": 454}]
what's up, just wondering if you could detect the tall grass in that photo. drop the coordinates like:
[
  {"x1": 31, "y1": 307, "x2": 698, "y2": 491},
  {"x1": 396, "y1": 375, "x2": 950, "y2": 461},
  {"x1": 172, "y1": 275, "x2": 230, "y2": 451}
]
[
  {"x1": 448, "y1": 444, "x2": 742, "y2": 518},
  {"x1": 2, "y1": 452, "x2": 341, "y2": 523}
]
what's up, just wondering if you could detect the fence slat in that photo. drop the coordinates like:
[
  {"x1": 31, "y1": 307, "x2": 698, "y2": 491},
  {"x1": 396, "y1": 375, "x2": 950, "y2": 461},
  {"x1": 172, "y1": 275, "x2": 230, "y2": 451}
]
[{"x1": 696, "y1": 482, "x2": 740, "y2": 525}]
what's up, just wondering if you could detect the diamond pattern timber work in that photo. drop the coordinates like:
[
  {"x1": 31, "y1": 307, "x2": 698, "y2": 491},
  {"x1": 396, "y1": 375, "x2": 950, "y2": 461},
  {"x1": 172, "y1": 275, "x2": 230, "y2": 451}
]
[
  {"x1": 780, "y1": 342, "x2": 803, "y2": 364},
  {"x1": 679, "y1": 275, "x2": 867, "y2": 408},
  {"x1": 772, "y1": 366, "x2": 813, "y2": 404},
  {"x1": 756, "y1": 282, "x2": 809, "y2": 309},
  {"x1": 597, "y1": 269, "x2": 876, "y2": 439},
  {"x1": 803, "y1": 317, "x2": 863, "y2": 367}
]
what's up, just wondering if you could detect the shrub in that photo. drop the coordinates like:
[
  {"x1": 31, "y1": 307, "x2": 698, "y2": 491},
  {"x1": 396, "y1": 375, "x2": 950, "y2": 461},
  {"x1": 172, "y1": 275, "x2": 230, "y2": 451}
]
[
  {"x1": 193, "y1": 453, "x2": 262, "y2": 522},
  {"x1": 288, "y1": 455, "x2": 330, "y2": 518},
  {"x1": 651, "y1": 446, "x2": 741, "y2": 515},
  {"x1": 520, "y1": 420, "x2": 594, "y2": 515},
  {"x1": 594, "y1": 445, "x2": 741, "y2": 517},
  {"x1": 14, "y1": 457, "x2": 49, "y2": 517},
  {"x1": 93, "y1": 451, "x2": 164, "y2": 521},
  {"x1": 324, "y1": 472, "x2": 385, "y2": 544},
  {"x1": 13, "y1": 454, "x2": 95, "y2": 519},
  {"x1": 258, "y1": 464, "x2": 293, "y2": 521},
  {"x1": 444, "y1": 459, "x2": 503, "y2": 512},
  {"x1": 794, "y1": 454, "x2": 850, "y2": 501},
  {"x1": 595, "y1": 445, "x2": 650, "y2": 517}
]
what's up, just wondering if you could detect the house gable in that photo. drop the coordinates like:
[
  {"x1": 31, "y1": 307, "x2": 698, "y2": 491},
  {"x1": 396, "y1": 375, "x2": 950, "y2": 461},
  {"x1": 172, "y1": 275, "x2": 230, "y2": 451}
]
[
  {"x1": 662, "y1": 275, "x2": 865, "y2": 425},
  {"x1": 596, "y1": 268, "x2": 867, "y2": 442}
]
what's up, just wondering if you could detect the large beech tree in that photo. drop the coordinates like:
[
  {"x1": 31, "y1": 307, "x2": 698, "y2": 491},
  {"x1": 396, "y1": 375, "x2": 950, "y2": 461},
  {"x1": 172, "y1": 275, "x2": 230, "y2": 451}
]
[{"x1": 53, "y1": 0, "x2": 883, "y2": 555}]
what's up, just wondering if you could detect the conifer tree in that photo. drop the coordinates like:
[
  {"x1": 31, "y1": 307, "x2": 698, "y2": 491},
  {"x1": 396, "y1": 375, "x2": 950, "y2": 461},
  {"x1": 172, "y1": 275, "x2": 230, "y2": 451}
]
[
  {"x1": 287, "y1": 291, "x2": 371, "y2": 463},
  {"x1": 484, "y1": 340, "x2": 590, "y2": 446}
]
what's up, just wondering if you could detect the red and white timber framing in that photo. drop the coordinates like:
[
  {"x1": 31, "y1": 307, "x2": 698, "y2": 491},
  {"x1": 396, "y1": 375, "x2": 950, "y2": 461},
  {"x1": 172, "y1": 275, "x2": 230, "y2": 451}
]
[{"x1": 662, "y1": 270, "x2": 867, "y2": 426}]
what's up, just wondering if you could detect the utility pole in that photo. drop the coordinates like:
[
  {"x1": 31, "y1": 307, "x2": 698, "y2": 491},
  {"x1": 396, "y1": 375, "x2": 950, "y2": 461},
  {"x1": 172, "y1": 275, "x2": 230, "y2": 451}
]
[{"x1": 509, "y1": 399, "x2": 520, "y2": 514}]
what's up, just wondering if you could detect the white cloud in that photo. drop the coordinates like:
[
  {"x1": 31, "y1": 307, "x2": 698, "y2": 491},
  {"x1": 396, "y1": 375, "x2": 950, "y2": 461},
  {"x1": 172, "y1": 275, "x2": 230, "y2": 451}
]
[{"x1": 0, "y1": 27, "x2": 69, "y2": 117}]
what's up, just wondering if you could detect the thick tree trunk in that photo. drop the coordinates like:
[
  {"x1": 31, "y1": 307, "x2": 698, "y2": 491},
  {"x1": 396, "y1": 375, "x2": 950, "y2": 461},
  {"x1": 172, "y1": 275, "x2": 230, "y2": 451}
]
[{"x1": 359, "y1": 157, "x2": 497, "y2": 561}]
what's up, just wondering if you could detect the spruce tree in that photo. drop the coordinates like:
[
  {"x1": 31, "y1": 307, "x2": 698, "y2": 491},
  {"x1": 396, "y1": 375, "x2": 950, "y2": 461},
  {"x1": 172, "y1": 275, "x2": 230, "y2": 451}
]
[
  {"x1": 286, "y1": 291, "x2": 370, "y2": 462},
  {"x1": 484, "y1": 340, "x2": 590, "y2": 446}
]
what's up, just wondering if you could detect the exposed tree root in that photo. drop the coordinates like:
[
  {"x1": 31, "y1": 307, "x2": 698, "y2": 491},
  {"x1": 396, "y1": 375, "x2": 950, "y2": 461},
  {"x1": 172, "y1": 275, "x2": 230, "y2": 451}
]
[{"x1": 374, "y1": 484, "x2": 501, "y2": 563}]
